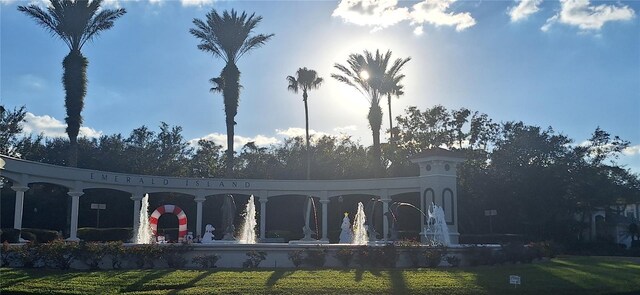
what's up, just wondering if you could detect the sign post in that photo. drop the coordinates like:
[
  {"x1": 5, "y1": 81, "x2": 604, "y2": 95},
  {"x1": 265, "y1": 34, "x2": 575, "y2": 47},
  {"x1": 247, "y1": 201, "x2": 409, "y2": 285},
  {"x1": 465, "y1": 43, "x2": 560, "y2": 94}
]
[
  {"x1": 509, "y1": 275, "x2": 521, "y2": 288},
  {"x1": 484, "y1": 209, "x2": 497, "y2": 233},
  {"x1": 91, "y1": 203, "x2": 106, "y2": 228}
]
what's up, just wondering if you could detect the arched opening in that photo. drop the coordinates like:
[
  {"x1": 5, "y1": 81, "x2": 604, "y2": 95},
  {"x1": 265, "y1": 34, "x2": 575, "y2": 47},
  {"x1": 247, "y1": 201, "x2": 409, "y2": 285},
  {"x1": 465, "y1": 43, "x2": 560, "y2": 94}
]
[
  {"x1": 80, "y1": 188, "x2": 133, "y2": 229},
  {"x1": 267, "y1": 194, "x2": 321, "y2": 242}
]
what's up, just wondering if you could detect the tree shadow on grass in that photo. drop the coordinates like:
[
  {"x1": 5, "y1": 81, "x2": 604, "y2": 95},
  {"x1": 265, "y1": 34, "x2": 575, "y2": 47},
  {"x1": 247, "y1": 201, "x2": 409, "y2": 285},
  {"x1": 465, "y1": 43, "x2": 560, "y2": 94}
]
[
  {"x1": 265, "y1": 269, "x2": 295, "y2": 287},
  {"x1": 354, "y1": 268, "x2": 383, "y2": 282},
  {"x1": 167, "y1": 270, "x2": 216, "y2": 295},
  {"x1": 121, "y1": 270, "x2": 173, "y2": 293},
  {"x1": 388, "y1": 270, "x2": 409, "y2": 294}
]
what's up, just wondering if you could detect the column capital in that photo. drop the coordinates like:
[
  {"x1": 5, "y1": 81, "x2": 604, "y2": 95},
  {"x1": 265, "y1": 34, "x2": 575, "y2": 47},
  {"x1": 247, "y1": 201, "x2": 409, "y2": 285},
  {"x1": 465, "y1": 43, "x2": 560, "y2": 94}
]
[
  {"x1": 67, "y1": 191, "x2": 84, "y2": 198},
  {"x1": 259, "y1": 197, "x2": 268, "y2": 204},
  {"x1": 194, "y1": 197, "x2": 206, "y2": 202},
  {"x1": 11, "y1": 186, "x2": 29, "y2": 193},
  {"x1": 380, "y1": 198, "x2": 392, "y2": 203},
  {"x1": 131, "y1": 194, "x2": 144, "y2": 201},
  {"x1": 319, "y1": 199, "x2": 330, "y2": 204}
]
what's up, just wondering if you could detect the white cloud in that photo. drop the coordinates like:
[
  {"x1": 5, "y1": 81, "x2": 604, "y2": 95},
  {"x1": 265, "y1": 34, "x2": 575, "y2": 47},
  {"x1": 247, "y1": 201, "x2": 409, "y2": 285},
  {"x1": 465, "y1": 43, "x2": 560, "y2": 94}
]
[
  {"x1": 332, "y1": 0, "x2": 475, "y2": 33},
  {"x1": 180, "y1": 0, "x2": 214, "y2": 7},
  {"x1": 276, "y1": 127, "x2": 332, "y2": 141},
  {"x1": 333, "y1": 125, "x2": 358, "y2": 133},
  {"x1": 410, "y1": 0, "x2": 476, "y2": 32},
  {"x1": 332, "y1": 0, "x2": 409, "y2": 32},
  {"x1": 413, "y1": 25, "x2": 424, "y2": 35},
  {"x1": 623, "y1": 145, "x2": 640, "y2": 156},
  {"x1": 542, "y1": 0, "x2": 635, "y2": 31},
  {"x1": 189, "y1": 133, "x2": 279, "y2": 150},
  {"x1": 22, "y1": 112, "x2": 103, "y2": 139},
  {"x1": 19, "y1": 74, "x2": 46, "y2": 90},
  {"x1": 508, "y1": 0, "x2": 542, "y2": 22}
]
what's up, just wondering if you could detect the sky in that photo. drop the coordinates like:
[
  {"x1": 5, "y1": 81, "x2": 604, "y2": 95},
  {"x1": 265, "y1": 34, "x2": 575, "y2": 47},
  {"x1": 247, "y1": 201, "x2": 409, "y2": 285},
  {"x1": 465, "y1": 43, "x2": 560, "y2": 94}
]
[{"x1": 1, "y1": 0, "x2": 639, "y2": 173}]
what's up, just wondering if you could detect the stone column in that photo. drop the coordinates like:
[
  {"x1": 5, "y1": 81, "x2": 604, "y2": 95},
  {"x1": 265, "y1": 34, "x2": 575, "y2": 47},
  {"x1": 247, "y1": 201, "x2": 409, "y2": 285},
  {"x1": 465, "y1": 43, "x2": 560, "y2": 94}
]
[
  {"x1": 67, "y1": 191, "x2": 84, "y2": 241},
  {"x1": 319, "y1": 198, "x2": 330, "y2": 242},
  {"x1": 12, "y1": 185, "x2": 29, "y2": 242},
  {"x1": 259, "y1": 196, "x2": 268, "y2": 240},
  {"x1": 131, "y1": 194, "x2": 144, "y2": 238},
  {"x1": 419, "y1": 188, "x2": 425, "y2": 234},
  {"x1": 12, "y1": 186, "x2": 29, "y2": 230},
  {"x1": 195, "y1": 197, "x2": 205, "y2": 238},
  {"x1": 380, "y1": 189, "x2": 391, "y2": 241}
]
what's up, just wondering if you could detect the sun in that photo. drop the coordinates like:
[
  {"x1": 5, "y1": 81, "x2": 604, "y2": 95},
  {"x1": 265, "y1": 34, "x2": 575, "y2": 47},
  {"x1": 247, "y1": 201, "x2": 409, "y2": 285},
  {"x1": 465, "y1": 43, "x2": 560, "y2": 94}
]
[{"x1": 359, "y1": 70, "x2": 370, "y2": 80}]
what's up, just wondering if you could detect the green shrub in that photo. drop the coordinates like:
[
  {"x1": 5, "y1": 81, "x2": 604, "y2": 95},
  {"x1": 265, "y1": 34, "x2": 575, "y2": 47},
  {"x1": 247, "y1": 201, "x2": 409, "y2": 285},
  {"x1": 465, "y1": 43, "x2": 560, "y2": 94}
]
[
  {"x1": 164, "y1": 243, "x2": 192, "y2": 268},
  {"x1": 288, "y1": 250, "x2": 304, "y2": 268},
  {"x1": 354, "y1": 246, "x2": 370, "y2": 268},
  {"x1": 126, "y1": 244, "x2": 164, "y2": 268},
  {"x1": 304, "y1": 248, "x2": 327, "y2": 267},
  {"x1": 77, "y1": 228, "x2": 132, "y2": 242},
  {"x1": 445, "y1": 255, "x2": 460, "y2": 267},
  {"x1": 21, "y1": 231, "x2": 37, "y2": 242},
  {"x1": 40, "y1": 239, "x2": 80, "y2": 269},
  {"x1": 1, "y1": 228, "x2": 20, "y2": 243},
  {"x1": 78, "y1": 242, "x2": 108, "y2": 270},
  {"x1": 334, "y1": 248, "x2": 354, "y2": 268},
  {"x1": 22, "y1": 228, "x2": 60, "y2": 243},
  {"x1": 192, "y1": 254, "x2": 220, "y2": 269},
  {"x1": 424, "y1": 246, "x2": 446, "y2": 268},
  {"x1": 380, "y1": 244, "x2": 398, "y2": 268},
  {"x1": 468, "y1": 245, "x2": 494, "y2": 266},
  {"x1": 243, "y1": 251, "x2": 267, "y2": 268},
  {"x1": 14, "y1": 242, "x2": 42, "y2": 268},
  {"x1": 104, "y1": 241, "x2": 125, "y2": 269}
]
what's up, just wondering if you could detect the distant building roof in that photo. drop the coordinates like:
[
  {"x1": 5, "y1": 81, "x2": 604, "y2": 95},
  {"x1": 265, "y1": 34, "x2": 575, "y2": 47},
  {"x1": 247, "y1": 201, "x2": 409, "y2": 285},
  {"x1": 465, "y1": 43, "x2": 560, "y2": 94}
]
[{"x1": 410, "y1": 148, "x2": 465, "y2": 161}]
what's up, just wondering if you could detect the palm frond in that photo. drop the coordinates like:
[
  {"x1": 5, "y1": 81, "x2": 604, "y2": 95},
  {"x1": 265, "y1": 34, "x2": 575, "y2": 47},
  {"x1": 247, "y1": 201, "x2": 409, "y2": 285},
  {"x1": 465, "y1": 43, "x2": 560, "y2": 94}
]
[
  {"x1": 286, "y1": 76, "x2": 299, "y2": 93},
  {"x1": 209, "y1": 77, "x2": 224, "y2": 93},
  {"x1": 81, "y1": 8, "x2": 126, "y2": 48},
  {"x1": 18, "y1": 4, "x2": 71, "y2": 49},
  {"x1": 236, "y1": 33, "x2": 275, "y2": 62}
]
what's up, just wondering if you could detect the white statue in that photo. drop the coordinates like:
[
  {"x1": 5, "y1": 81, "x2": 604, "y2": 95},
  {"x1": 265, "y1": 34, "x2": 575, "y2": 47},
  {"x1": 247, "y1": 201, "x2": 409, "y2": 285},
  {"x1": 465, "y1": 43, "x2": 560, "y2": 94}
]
[
  {"x1": 339, "y1": 213, "x2": 353, "y2": 243},
  {"x1": 201, "y1": 224, "x2": 216, "y2": 243}
]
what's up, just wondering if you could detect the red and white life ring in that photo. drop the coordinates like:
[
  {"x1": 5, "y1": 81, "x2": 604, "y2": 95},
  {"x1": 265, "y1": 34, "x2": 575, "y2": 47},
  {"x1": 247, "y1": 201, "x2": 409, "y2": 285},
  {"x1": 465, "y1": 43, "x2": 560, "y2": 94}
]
[{"x1": 149, "y1": 205, "x2": 188, "y2": 239}]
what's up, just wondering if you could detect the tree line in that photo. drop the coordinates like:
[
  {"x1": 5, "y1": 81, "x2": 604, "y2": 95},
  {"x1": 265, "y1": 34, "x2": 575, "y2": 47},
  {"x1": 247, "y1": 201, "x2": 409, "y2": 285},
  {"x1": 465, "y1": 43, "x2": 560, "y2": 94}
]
[{"x1": 1, "y1": 104, "x2": 638, "y2": 244}]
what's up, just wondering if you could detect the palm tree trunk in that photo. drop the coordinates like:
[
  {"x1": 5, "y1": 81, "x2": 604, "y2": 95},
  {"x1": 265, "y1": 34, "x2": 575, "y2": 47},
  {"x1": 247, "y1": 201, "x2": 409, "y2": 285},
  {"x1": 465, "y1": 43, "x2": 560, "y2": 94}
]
[
  {"x1": 222, "y1": 63, "x2": 240, "y2": 178},
  {"x1": 368, "y1": 103, "x2": 383, "y2": 177},
  {"x1": 303, "y1": 91, "x2": 310, "y2": 180},
  {"x1": 62, "y1": 50, "x2": 88, "y2": 167},
  {"x1": 387, "y1": 93, "x2": 393, "y2": 142}
]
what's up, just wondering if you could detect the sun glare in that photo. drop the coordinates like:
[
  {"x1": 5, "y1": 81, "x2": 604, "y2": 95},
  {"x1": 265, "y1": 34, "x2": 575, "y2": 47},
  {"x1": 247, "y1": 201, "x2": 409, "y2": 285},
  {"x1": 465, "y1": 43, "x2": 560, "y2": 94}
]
[{"x1": 359, "y1": 70, "x2": 370, "y2": 80}]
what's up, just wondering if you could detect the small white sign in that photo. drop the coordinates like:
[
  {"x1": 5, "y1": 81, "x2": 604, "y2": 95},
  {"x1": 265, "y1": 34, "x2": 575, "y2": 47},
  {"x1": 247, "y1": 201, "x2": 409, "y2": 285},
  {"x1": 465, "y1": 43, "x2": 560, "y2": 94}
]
[
  {"x1": 484, "y1": 209, "x2": 498, "y2": 216},
  {"x1": 90, "y1": 203, "x2": 106, "y2": 210},
  {"x1": 509, "y1": 275, "x2": 521, "y2": 286}
]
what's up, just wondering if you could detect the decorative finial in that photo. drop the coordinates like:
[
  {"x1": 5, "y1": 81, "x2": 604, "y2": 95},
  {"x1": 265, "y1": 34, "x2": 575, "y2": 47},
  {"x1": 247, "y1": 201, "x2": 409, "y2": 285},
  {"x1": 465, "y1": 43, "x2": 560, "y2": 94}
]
[{"x1": 344, "y1": 212, "x2": 348, "y2": 217}]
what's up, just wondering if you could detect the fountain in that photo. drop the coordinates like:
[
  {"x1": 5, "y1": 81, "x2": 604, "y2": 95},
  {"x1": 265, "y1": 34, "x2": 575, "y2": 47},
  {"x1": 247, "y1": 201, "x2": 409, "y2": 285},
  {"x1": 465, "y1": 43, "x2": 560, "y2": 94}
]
[
  {"x1": 339, "y1": 212, "x2": 353, "y2": 243},
  {"x1": 352, "y1": 202, "x2": 369, "y2": 245},
  {"x1": 424, "y1": 203, "x2": 451, "y2": 246},
  {"x1": 221, "y1": 195, "x2": 236, "y2": 240},
  {"x1": 135, "y1": 194, "x2": 153, "y2": 244},
  {"x1": 238, "y1": 195, "x2": 257, "y2": 244}
]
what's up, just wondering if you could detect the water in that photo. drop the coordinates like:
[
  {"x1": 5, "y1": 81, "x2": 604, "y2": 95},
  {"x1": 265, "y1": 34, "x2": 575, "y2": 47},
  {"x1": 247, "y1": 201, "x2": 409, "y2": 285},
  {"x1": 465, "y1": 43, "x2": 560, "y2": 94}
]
[
  {"x1": 135, "y1": 194, "x2": 153, "y2": 244},
  {"x1": 424, "y1": 203, "x2": 451, "y2": 246},
  {"x1": 339, "y1": 213, "x2": 353, "y2": 243},
  {"x1": 352, "y1": 202, "x2": 369, "y2": 245},
  {"x1": 238, "y1": 195, "x2": 257, "y2": 244}
]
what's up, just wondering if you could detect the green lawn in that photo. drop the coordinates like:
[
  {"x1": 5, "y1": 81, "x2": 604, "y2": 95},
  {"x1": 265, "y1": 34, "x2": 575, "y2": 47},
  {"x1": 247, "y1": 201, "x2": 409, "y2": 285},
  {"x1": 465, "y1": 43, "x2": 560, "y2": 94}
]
[{"x1": 1, "y1": 256, "x2": 639, "y2": 294}]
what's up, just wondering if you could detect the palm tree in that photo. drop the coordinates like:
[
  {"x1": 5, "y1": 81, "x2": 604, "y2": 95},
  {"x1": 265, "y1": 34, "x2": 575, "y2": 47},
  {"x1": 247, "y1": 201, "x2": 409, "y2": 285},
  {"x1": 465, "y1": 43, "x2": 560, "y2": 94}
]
[
  {"x1": 381, "y1": 57, "x2": 411, "y2": 142},
  {"x1": 333, "y1": 49, "x2": 406, "y2": 177},
  {"x1": 191, "y1": 9, "x2": 274, "y2": 177},
  {"x1": 287, "y1": 68, "x2": 323, "y2": 180},
  {"x1": 18, "y1": 0, "x2": 126, "y2": 167}
]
